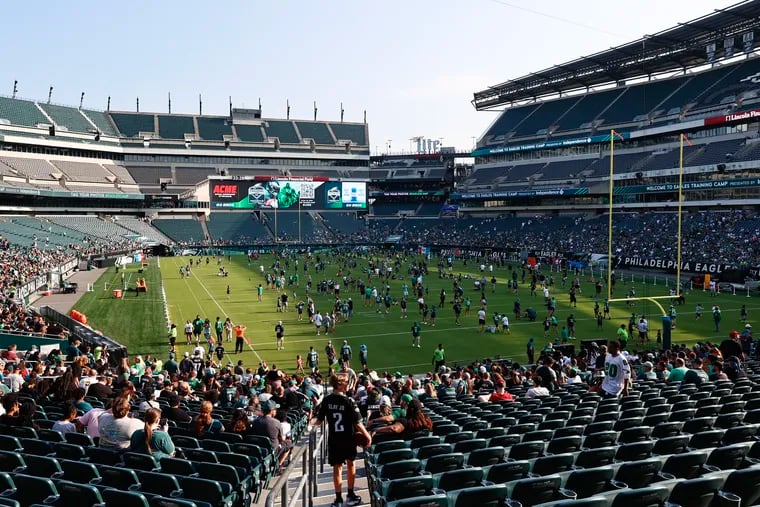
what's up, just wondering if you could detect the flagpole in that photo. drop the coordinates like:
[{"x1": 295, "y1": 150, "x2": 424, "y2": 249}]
[
  {"x1": 607, "y1": 129, "x2": 615, "y2": 301},
  {"x1": 676, "y1": 133, "x2": 685, "y2": 298}
]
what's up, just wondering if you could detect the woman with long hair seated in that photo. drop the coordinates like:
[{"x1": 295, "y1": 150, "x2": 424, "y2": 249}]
[
  {"x1": 226, "y1": 408, "x2": 251, "y2": 435},
  {"x1": 370, "y1": 398, "x2": 432, "y2": 440},
  {"x1": 193, "y1": 400, "x2": 224, "y2": 437},
  {"x1": 129, "y1": 407, "x2": 175, "y2": 461}
]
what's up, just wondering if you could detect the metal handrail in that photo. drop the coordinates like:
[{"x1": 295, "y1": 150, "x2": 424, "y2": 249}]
[{"x1": 265, "y1": 423, "x2": 325, "y2": 507}]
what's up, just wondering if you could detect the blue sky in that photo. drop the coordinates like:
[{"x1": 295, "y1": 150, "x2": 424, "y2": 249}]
[{"x1": 0, "y1": 0, "x2": 738, "y2": 153}]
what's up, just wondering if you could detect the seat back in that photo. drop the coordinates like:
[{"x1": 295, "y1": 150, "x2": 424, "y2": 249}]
[
  {"x1": 446, "y1": 484, "x2": 508, "y2": 507},
  {"x1": 547, "y1": 436, "x2": 581, "y2": 454},
  {"x1": 374, "y1": 448, "x2": 415, "y2": 466},
  {"x1": 565, "y1": 468, "x2": 615, "y2": 499},
  {"x1": 483, "y1": 461, "x2": 529, "y2": 484},
  {"x1": 706, "y1": 443, "x2": 750, "y2": 470},
  {"x1": 509, "y1": 475, "x2": 563, "y2": 506},
  {"x1": 22, "y1": 454, "x2": 62, "y2": 477},
  {"x1": 55, "y1": 479, "x2": 104, "y2": 507},
  {"x1": 467, "y1": 447, "x2": 505, "y2": 467},
  {"x1": 615, "y1": 441, "x2": 655, "y2": 461},
  {"x1": 377, "y1": 459, "x2": 422, "y2": 481},
  {"x1": 160, "y1": 457, "x2": 196, "y2": 476},
  {"x1": 179, "y1": 476, "x2": 234, "y2": 506},
  {"x1": 383, "y1": 476, "x2": 435, "y2": 501},
  {"x1": 0, "y1": 451, "x2": 25, "y2": 473},
  {"x1": 98, "y1": 465, "x2": 141, "y2": 489},
  {"x1": 667, "y1": 475, "x2": 725, "y2": 507},
  {"x1": 722, "y1": 466, "x2": 760, "y2": 507},
  {"x1": 652, "y1": 435, "x2": 690, "y2": 456},
  {"x1": 102, "y1": 488, "x2": 150, "y2": 507},
  {"x1": 575, "y1": 447, "x2": 616, "y2": 468},
  {"x1": 508, "y1": 441, "x2": 544, "y2": 460},
  {"x1": 434, "y1": 468, "x2": 485, "y2": 492},
  {"x1": 453, "y1": 438, "x2": 488, "y2": 454},
  {"x1": 662, "y1": 450, "x2": 710, "y2": 479},
  {"x1": 614, "y1": 458, "x2": 663, "y2": 489},
  {"x1": 532, "y1": 453, "x2": 574, "y2": 476},
  {"x1": 582, "y1": 431, "x2": 618, "y2": 449},
  {"x1": 424, "y1": 453, "x2": 464, "y2": 474},
  {"x1": 415, "y1": 443, "x2": 453, "y2": 460},
  {"x1": 386, "y1": 494, "x2": 448, "y2": 507},
  {"x1": 8, "y1": 474, "x2": 58, "y2": 506},
  {"x1": 124, "y1": 452, "x2": 159, "y2": 471},
  {"x1": 609, "y1": 485, "x2": 670, "y2": 507},
  {"x1": 689, "y1": 430, "x2": 725, "y2": 449},
  {"x1": 409, "y1": 436, "x2": 441, "y2": 449},
  {"x1": 59, "y1": 459, "x2": 100, "y2": 482}
]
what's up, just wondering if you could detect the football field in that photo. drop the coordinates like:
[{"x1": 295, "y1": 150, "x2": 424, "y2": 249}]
[{"x1": 73, "y1": 252, "x2": 758, "y2": 374}]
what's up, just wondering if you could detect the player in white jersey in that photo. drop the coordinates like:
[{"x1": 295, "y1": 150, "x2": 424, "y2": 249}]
[{"x1": 601, "y1": 340, "x2": 631, "y2": 398}]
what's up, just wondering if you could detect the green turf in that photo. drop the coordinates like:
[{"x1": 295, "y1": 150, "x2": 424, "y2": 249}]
[
  {"x1": 72, "y1": 260, "x2": 167, "y2": 356},
  {"x1": 73, "y1": 253, "x2": 759, "y2": 374}
]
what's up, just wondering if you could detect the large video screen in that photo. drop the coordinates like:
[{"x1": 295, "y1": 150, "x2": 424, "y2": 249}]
[{"x1": 210, "y1": 178, "x2": 367, "y2": 210}]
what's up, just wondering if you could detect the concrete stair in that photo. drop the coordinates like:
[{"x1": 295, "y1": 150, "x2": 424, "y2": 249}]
[{"x1": 255, "y1": 431, "x2": 370, "y2": 507}]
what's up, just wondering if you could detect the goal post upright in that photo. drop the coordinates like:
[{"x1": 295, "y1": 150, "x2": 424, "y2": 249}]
[{"x1": 607, "y1": 129, "x2": 615, "y2": 302}]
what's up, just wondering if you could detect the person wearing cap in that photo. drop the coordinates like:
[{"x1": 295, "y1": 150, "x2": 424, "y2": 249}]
[
  {"x1": 179, "y1": 352, "x2": 194, "y2": 375},
  {"x1": 275, "y1": 321, "x2": 285, "y2": 351},
  {"x1": 311, "y1": 372, "x2": 370, "y2": 507},
  {"x1": 251, "y1": 399, "x2": 291, "y2": 469},
  {"x1": 340, "y1": 340, "x2": 352, "y2": 368},
  {"x1": 367, "y1": 395, "x2": 393, "y2": 429},
  {"x1": 637, "y1": 361, "x2": 657, "y2": 380},
  {"x1": 164, "y1": 353, "x2": 179, "y2": 376}
]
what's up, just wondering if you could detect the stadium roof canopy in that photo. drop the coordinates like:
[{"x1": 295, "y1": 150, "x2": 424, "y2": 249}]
[{"x1": 473, "y1": 0, "x2": 760, "y2": 110}]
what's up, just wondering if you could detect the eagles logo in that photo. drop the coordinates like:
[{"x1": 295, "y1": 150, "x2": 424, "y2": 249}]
[{"x1": 326, "y1": 186, "x2": 341, "y2": 203}]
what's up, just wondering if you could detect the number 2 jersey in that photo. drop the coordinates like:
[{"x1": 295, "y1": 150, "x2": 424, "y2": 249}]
[{"x1": 317, "y1": 392, "x2": 362, "y2": 439}]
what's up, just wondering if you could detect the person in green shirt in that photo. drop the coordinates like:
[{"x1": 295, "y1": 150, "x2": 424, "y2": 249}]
[
  {"x1": 617, "y1": 324, "x2": 629, "y2": 346},
  {"x1": 560, "y1": 326, "x2": 569, "y2": 343},
  {"x1": 215, "y1": 317, "x2": 224, "y2": 343},
  {"x1": 668, "y1": 357, "x2": 688, "y2": 382},
  {"x1": 432, "y1": 343, "x2": 445, "y2": 371},
  {"x1": 411, "y1": 322, "x2": 421, "y2": 348},
  {"x1": 129, "y1": 408, "x2": 175, "y2": 462},
  {"x1": 192, "y1": 315, "x2": 204, "y2": 345}
]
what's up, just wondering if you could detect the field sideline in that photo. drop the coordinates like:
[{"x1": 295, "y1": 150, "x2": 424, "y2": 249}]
[{"x1": 72, "y1": 253, "x2": 758, "y2": 374}]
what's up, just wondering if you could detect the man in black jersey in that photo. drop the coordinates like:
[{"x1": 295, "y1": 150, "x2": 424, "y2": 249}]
[{"x1": 312, "y1": 373, "x2": 371, "y2": 507}]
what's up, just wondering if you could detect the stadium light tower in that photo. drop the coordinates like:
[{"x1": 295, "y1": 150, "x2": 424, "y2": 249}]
[
  {"x1": 12, "y1": 80, "x2": 17, "y2": 99},
  {"x1": 387, "y1": 139, "x2": 392, "y2": 154}
]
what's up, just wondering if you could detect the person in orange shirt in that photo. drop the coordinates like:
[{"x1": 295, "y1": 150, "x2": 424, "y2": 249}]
[{"x1": 233, "y1": 324, "x2": 247, "y2": 354}]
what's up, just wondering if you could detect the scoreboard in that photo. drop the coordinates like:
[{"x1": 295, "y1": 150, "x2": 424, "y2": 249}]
[{"x1": 210, "y1": 177, "x2": 367, "y2": 210}]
